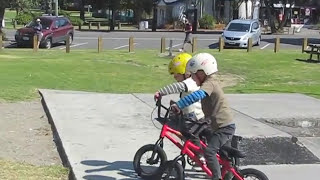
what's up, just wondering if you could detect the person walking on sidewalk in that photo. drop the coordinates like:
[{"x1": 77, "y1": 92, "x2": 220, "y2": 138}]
[{"x1": 179, "y1": 19, "x2": 192, "y2": 52}]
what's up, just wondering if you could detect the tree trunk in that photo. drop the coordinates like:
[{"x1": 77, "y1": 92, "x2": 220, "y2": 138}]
[
  {"x1": 264, "y1": 1, "x2": 277, "y2": 33},
  {"x1": 212, "y1": 0, "x2": 216, "y2": 18},
  {"x1": 278, "y1": 6, "x2": 289, "y2": 30},
  {"x1": 80, "y1": 0, "x2": 85, "y2": 21},
  {"x1": 224, "y1": 0, "x2": 231, "y2": 23},
  {"x1": 0, "y1": 7, "x2": 5, "y2": 33},
  {"x1": 134, "y1": 8, "x2": 142, "y2": 24},
  {"x1": 216, "y1": 0, "x2": 222, "y2": 22},
  {"x1": 110, "y1": 8, "x2": 115, "y2": 31}
]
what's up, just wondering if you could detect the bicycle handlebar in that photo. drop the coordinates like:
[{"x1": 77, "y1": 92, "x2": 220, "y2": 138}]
[{"x1": 156, "y1": 99, "x2": 170, "y2": 124}]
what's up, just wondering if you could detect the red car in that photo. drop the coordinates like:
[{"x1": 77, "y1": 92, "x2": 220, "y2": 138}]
[{"x1": 15, "y1": 16, "x2": 74, "y2": 49}]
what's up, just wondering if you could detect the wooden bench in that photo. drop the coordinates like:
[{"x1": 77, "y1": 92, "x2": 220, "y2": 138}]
[{"x1": 304, "y1": 44, "x2": 320, "y2": 61}]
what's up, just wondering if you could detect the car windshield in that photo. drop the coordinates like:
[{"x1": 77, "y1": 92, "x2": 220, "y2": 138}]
[
  {"x1": 227, "y1": 23, "x2": 250, "y2": 32},
  {"x1": 26, "y1": 19, "x2": 52, "y2": 29}
]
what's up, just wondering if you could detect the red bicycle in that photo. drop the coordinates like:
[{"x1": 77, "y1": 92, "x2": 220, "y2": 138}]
[
  {"x1": 158, "y1": 134, "x2": 269, "y2": 180},
  {"x1": 133, "y1": 99, "x2": 268, "y2": 180}
]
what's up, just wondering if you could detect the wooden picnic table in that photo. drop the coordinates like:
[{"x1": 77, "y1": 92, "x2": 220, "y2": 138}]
[{"x1": 305, "y1": 43, "x2": 320, "y2": 61}]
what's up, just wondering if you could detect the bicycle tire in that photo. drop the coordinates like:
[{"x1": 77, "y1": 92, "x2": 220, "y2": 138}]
[
  {"x1": 233, "y1": 168, "x2": 269, "y2": 180},
  {"x1": 157, "y1": 160, "x2": 185, "y2": 180},
  {"x1": 133, "y1": 144, "x2": 167, "y2": 179}
]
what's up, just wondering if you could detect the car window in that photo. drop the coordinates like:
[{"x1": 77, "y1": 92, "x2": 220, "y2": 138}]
[
  {"x1": 227, "y1": 23, "x2": 250, "y2": 32},
  {"x1": 59, "y1": 19, "x2": 68, "y2": 27},
  {"x1": 54, "y1": 20, "x2": 60, "y2": 28},
  {"x1": 26, "y1": 19, "x2": 52, "y2": 30}
]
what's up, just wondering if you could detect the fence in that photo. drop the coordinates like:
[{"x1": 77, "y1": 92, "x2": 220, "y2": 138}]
[{"x1": 0, "y1": 36, "x2": 315, "y2": 55}]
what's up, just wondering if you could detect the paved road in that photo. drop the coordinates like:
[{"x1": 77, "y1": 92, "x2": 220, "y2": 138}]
[{"x1": 3, "y1": 29, "x2": 320, "y2": 51}]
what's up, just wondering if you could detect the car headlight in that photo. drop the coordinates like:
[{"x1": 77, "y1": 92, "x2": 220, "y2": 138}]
[{"x1": 242, "y1": 36, "x2": 248, "y2": 41}]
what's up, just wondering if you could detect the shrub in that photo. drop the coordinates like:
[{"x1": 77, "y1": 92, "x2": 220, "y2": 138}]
[
  {"x1": 59, "y1": 10, "x2": 72, "y2": 19},
  {"x1": 15, "y1": 11, "x2": 42, "y2": 25},
  {"x1": 199, "y1": 14, "x2": 215, "y2": 29},
  {"x1": 69, "y1": 16, "x2": 84, "y2": 26}
]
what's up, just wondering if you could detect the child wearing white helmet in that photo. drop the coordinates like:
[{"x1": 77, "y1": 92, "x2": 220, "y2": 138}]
[
  {"x1": 170, "y1": 53, "x2": 235, "y2": 180},
  {"x1": 154, "y1": 52, "x2": 206, "y2": 164}
]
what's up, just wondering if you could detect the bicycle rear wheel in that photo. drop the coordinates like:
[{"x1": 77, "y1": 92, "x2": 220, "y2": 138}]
[
  {"x1": 233, "y1": 168, "x2": 269, "y2": 180},
  {"x1": 157, "y1": 160, "x2": 184, "y2": 180}
]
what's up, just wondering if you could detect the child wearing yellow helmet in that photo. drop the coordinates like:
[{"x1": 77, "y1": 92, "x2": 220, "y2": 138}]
[{"x1": 154, "y1": 52, "x2": 206, "y2": 164}]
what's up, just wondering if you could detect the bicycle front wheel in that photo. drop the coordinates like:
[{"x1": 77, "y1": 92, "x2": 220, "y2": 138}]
[{"x1": 133, "y1": 144, "x2": 167, "y2": 179}]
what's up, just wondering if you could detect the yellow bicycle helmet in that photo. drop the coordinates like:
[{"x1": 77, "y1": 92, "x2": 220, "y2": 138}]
[{"x1": 168, "y1": 53, "x2": 192, "y2": 75}]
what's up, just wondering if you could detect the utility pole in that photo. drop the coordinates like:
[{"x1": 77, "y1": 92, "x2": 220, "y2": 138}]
[
  {"x1": 152, "y1": 0, "x2": 158, "y2": 31},
  {"x1": 55, "y1": 0, "x2": 58, "y2": 16}
]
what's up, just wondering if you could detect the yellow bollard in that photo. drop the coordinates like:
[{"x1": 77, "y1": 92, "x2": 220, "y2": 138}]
[
  {"x1": 302, "y1": 38, "x2": 308, "y2": 53},
  {"x1": 33, "y1": 35, "x2": 38, "y2": 52},
  {"x1": 161, "y1": 37, "x2": 166, "y2": 53},
  {"x1": 129, "y1": 36, "x2": 134, "y2": 52},
  {"x1": 66, "y1": 36, "x2": 70, "y2": 53},
  {"x1": 98, "y1": 36, "x2": 103, "y2": 53},
  {"x1": 247, "y1": 38, "x2": 252, "y2": 52},
  {"x1": 219, "y1": 37, "x2": 224, "y2": 52},
  {"x1": 274, "y1": 37, "x2": 280, "y2": 53},
  {"x1": 192, "y1": 37, "x2": 197, "y2": 53}
]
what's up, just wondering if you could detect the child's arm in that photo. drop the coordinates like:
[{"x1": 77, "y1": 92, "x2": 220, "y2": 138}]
[
  {"x1": 175, "y1": 89, "x2": 207, "y2": 109},
  {"x1": 158, "y1": 82, "x2": 187, "y2": 96}
]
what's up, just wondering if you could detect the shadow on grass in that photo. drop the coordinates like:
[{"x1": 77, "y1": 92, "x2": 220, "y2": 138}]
[{"x1": 296, "y1": 58, "x2": 320, "y2": 64}]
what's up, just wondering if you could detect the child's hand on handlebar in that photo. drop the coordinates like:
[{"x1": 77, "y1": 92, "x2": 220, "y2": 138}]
[
  {"x1": 154, "y1": 91, "x2": 161, "y2": 101},
  {"x1": 170, "y1": 103, "x2": 181, "y2": 114}
]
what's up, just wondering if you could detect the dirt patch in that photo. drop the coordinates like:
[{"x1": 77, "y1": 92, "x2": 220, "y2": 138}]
[
  {"x1": 0, "y1": 99, "x2": 61, "y2": 166},
  {"x1": 214, "y1": 73, "x2": 244, "y2": 88}
]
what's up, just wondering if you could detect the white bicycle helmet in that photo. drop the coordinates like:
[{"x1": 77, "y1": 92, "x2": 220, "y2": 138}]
[{"x1": 186, "y1": 53, "x2": 218, "y2": 75}]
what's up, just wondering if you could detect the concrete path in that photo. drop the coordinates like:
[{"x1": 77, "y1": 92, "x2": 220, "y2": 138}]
[{"x1": 39, "y1": 89, "x2": 320, "y2": 180}]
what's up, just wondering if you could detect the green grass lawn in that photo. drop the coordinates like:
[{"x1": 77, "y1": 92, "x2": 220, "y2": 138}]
[
  {"x1": 0, "y1": 49, "x2": 319, "y2": 102},
  {"x1": 0, "y1": 159, "x2": 68, "y2": 180}
]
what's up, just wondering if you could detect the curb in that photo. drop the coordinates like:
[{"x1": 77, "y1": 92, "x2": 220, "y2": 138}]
[{"x1": 39, "y1": 90, "x2": 77, "y2": 180}]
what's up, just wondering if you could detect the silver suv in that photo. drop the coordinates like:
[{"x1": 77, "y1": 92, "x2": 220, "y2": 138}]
[{"x1": 222, "y1": 19, "x2": 261, "y2": 48}]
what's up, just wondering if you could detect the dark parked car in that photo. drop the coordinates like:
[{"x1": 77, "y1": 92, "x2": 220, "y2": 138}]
[{"x1": 15, "y1": 16, "x2": 74, "y2": 49}]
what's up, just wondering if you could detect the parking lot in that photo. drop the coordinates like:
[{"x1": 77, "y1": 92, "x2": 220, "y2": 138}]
[{"x1": 3, "y1": 29, "x2": 320, "y2": 51}]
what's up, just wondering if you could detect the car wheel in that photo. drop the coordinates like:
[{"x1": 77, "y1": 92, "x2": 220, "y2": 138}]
[
  {"x1": 65, "y1": 34, "x2": 73, "y2": 45},
  {"x1": 43, "y1": 38, "x2": 52, "y2": 49},
  {"x1": 16, "y1": 43, "x2": 23, "y2": 48}
]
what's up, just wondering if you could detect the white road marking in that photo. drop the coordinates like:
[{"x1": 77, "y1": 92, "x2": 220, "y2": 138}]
[
  {"x1": 59, "y1": 42, "x2": 88, "y2": 49},
  {"x1": 113, "y1": 43, "x2": 138, "y2": 49},
  {"x1": 166, "y1": 43, "x2": 183, "y2": 50},
  {"x1": 260, "y1": 43, "x2": 270, "y2": 49}
]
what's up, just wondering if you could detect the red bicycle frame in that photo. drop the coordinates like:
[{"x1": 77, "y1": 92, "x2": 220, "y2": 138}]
[{"x1": 160, "y1": 123, "x2": 244, "y2": 180}]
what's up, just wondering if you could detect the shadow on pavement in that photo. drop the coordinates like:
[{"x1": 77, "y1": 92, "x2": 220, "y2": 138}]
[{"x1": 81, "y1": 160, "x2": 138, "y2": 180}]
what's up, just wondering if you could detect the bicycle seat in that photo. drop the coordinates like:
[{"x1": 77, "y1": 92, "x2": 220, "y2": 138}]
[{"x1": 220, "y1": 145, "x2": 246, "y2": 158}]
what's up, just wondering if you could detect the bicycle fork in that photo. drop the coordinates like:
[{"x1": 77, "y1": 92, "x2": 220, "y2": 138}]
[{"x1": 147, "y1": 138, "x2": 164, "y2": 164}]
